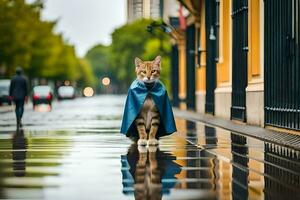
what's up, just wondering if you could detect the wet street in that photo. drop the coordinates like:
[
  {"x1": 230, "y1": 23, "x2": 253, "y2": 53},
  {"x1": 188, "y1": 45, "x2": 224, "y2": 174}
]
[{"x1": 0, "y1": 95, "x2": 299, "y2": 200}]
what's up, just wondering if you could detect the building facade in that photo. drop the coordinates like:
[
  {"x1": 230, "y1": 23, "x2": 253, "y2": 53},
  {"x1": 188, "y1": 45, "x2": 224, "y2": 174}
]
[
  {"x1": 127, "y1": 0, "x2": 163, "y2": 22},
  {"x1": 169, "y1": 0, "x2": 300, "y2": 132}
]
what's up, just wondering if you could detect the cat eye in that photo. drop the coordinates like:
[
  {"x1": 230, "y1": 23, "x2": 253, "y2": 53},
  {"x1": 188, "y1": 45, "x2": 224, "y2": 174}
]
[
  {"x1": 151, "y1": 70, "x2": 156, "y2": 74},
  {"x1": 141, "y1": 70, "x2": 146, "y2": 74}
]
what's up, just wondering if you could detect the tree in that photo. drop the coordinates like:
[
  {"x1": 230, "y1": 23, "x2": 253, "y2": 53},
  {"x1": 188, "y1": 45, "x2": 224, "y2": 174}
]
[
  {"x1": 109, "y1": 19, "x2": 155, "y2": 90},
  {"x1": 85, "y1": 44, "x2": 110, "y2": 78},
  {"x1": 76, "y1": 58, "x2": 95, "y2": 88},
  {"x1": 0, "y1": 0, "x2": 95, "y2": 88},
  {"x1": 0, "y1": 0, "x2": 41, "y2": 76},
  {"x1": 28, "y1": 22, "x2": 62, "y2": 79},
  {"x1": 85, "y1": 44, "x2": 111, "y2": 92}
]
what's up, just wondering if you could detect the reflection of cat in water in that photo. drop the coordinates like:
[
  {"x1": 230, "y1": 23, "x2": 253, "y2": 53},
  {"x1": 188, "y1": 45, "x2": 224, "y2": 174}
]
[
  {"x1": 121, "y1": 144, "x2": 181, "y2": 199},
  {"x1": 134, "y1": 145, "x2": 162, "y2": 200}
]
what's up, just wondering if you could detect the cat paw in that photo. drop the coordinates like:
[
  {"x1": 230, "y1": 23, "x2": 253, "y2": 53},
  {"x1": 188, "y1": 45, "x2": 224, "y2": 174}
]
[
  {"x1": 138, "y1": 145, "x2": 147, "y2": 153},
  {"x1": 137, "y1": 139, "x2": 147, "y2": 146},
  {"x1": 147, "y1": 139, "x2": 159, "y2": 146},
  {"x1": 148, "y1": 145, "x2": 158, "y2": 152}
]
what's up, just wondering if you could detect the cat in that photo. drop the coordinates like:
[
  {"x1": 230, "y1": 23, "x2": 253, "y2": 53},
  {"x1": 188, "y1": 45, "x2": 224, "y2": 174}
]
[
  {"x1": 134, "y1": 56, "x2": 161, "y2": 146},
  {"x1": 133, "y1": 145, "x2": 162, "y2": 200}
]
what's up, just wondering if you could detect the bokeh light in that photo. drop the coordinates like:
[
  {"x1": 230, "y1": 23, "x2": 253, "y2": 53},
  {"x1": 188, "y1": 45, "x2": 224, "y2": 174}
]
[
  {"x1": 64, "y1": 80, "x2": 70, "y2": 86},
  {"x1": 83, "y1": 87, "x2": 94, "y2": 97},
  {"x1": 102, "y1": 77, "x2": 110, "y2": 86}
]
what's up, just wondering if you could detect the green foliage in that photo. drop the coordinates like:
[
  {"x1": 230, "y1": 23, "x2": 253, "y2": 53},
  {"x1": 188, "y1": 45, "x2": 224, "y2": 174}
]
[
  {"x1": 0, "y1": 0, "x2": 94, "y2": 88},
  {"x1": 54, "y1": 45, "x2": 79, "y2": 81},
  {"x1": 0, "y1": 1, "x2": 172, "y2": 93},
  {"x1": 110, "y1": 19, "x2": 154, "y2": 87},
  {"x1": 77, "y1": 59, "x2": 95, "y2": 87},
  {"x1": 85, "y1": 44, "x2": 110, "y2": 78},
  {"x1": 0, "y1": 0, "x2": 41, "y2": 75},
  {"x1": 85, "y1": 44, "x2": 118, "y2": 93}
]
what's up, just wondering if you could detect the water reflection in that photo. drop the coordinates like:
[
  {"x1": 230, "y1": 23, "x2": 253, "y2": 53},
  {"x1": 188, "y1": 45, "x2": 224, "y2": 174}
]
[
  {"x1": 0, "y1": 108, "x2": 299, "y2": 199},
  {"x1": 204, "y1": 126, "x2": 217, "y2": 148},
  {"x1": 12, "y1": 128, "x2": 28, "y2": 177},
  {"x1": 187, "y1": 148, "x2": 219, "y2": 191},
  {"x1": 264, "y1": 143, "x2": 300, "y2": 199},
  {"x1": 121, "y1": 144, "x2": 181, "y2": 199},
  {"x1": 186, "y1": 121, "x2": 197, "y2": 144},
  {"x1": 231, "y1": 133, "x2": 249, "y2": 199},
  {"x1": 185, "y1": 121, "x2": 219, "y2": 191},
  {"x1": 159, "y1": 120, "x2": 300, "y2": 199}
]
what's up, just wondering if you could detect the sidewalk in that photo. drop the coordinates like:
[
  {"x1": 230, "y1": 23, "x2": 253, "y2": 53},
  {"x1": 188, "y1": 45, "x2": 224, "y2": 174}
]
[{"x1": 174, "y1": 108, "x2": 300, "y2": 151}]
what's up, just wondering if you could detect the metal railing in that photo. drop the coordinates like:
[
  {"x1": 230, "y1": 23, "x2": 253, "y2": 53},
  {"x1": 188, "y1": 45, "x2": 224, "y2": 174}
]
[
  {"x1": 264, "y1": 0, "x2": 300, "y2": 130},
  {"x1": 231, "y1": 0, "x2": 248, "y2": 122},
  {"x1": 186, "y1": 24, "x2": 196, "y2": 110},
  {"x1": 205, "y1": 0, "x2": 217, "y2": 114}
]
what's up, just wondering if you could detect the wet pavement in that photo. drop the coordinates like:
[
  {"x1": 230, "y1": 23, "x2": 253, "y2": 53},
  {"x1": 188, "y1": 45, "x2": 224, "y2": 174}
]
[{"x1": 0, "y1": 95, "x2": 299, "y2": 200}]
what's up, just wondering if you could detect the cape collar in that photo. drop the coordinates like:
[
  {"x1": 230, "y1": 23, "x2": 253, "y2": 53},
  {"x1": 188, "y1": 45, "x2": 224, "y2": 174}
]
[{"x1": 136, "y1": 79, "x2": 158, "y2": 91}]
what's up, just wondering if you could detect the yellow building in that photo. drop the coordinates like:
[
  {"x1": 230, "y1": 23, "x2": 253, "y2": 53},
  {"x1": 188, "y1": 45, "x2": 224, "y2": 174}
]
[{"x1": 171, "y1": 0, "x2": 300, "y2": 131}]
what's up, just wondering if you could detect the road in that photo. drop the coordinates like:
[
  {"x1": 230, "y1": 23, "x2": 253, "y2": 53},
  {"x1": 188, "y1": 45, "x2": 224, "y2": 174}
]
[{"x1": 0, "y1": 95, "x2": 299, "y2": 200}]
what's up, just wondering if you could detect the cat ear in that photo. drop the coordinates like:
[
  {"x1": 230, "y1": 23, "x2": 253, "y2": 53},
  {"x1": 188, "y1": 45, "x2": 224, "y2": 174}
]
[
  {"x1": 135, "y1": 57, "x2": 143, "y2": 67},
  {"x1": 153, "y1": 55, "x2": 161, "y2": 66}
]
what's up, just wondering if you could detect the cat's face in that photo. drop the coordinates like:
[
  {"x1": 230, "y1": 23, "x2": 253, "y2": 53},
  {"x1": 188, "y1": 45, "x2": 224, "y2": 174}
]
[{"x1": 135, "y1": 56, "x2": 161, "y2": 83}]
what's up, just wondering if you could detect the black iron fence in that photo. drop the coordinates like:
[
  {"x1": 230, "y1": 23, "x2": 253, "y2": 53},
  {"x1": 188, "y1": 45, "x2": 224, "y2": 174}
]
[
  {"x1": 171, "y1": 44, "x2": 179, "y2": 107},
  {"x1": 231, "y1": 0, "x2": 248, "y2": 122},
  {"x1": 231, "y1": 133, "x2": 249, "y2": 199},
  {"x1": 264, "y1": 142, "x2": 300, "y2": 199},
  {"x1": 205, "y1": 0, "x2": 217, "y2": 114},
  {"x1": 186, "y1": 24, "x2": 196, "y2": 110},
  {"x1": 264, "y1": 0, "x2": 300, "y2": 130}
]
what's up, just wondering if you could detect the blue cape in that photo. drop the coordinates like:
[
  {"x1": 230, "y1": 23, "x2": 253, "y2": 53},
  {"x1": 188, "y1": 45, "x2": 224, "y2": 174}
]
[{"x1": 120, "y1": 79, "x2": 177, "y2": 138}]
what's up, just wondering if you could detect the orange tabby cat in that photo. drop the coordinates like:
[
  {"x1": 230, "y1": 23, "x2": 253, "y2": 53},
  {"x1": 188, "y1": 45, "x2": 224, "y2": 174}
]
[
  {"x1": 133, "y1": 145, "x2": 162, "y2": 200},
  {"x1": 134, "y1": 56, "x2": 161, "y2": 146}
]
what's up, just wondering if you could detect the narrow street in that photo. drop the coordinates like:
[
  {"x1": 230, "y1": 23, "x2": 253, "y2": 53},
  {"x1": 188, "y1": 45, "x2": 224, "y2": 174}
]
[{"x1": 0, "y1": 96, "x2": 299, "y2": 199}]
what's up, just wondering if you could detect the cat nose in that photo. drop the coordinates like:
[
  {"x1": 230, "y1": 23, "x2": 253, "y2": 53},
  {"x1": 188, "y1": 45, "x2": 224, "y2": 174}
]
[{"x1": 147, "y1": 77, "x2": 150, "y2": 80}]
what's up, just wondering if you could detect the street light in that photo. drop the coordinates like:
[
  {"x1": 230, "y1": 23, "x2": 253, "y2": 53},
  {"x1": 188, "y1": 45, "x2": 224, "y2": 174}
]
[
  {"x1": 102, "y1": 77, "x2": 110, "y2": 86},
  {"x1": 64, "y1": 80, "x2": 70, "y2": 86},
  {"x1": 147, "y1": 21, "x2": 174, "y2": 35},
  {"x1": 83, "y1": 87, "x2": 94, "y2": 97}
]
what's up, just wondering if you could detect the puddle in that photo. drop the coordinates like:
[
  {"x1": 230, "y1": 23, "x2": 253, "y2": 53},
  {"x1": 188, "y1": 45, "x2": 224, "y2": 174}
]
[
  {"x1": 0, "y1": 96, "x2": 299, "y2": 199},
  {"x1": 0, "y1": 126, "x2": 299, "y2": 199},
  {"x1": 175, "y1": 119, "x2": 300, "y2": 199}
]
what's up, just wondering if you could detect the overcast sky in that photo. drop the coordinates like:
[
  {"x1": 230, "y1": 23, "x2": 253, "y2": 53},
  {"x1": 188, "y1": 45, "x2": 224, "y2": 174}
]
[{"x1": 40, "y1": 0, "x2": 126, "y2": 57}]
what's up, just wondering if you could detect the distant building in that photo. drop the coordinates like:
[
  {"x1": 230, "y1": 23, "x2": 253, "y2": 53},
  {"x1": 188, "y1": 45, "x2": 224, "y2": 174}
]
[
  {"x1": 162, "y1": 0, "x2": 180, "y2": 22},
  {"x1": 127, "y1": 0, "x2": 163, "y2": 23}
]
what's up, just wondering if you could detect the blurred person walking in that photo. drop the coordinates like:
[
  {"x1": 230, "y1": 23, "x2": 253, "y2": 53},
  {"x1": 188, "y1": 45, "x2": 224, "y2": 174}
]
[{"x1": 9, "y1": 67, "x2": 28, "y2": 127}]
